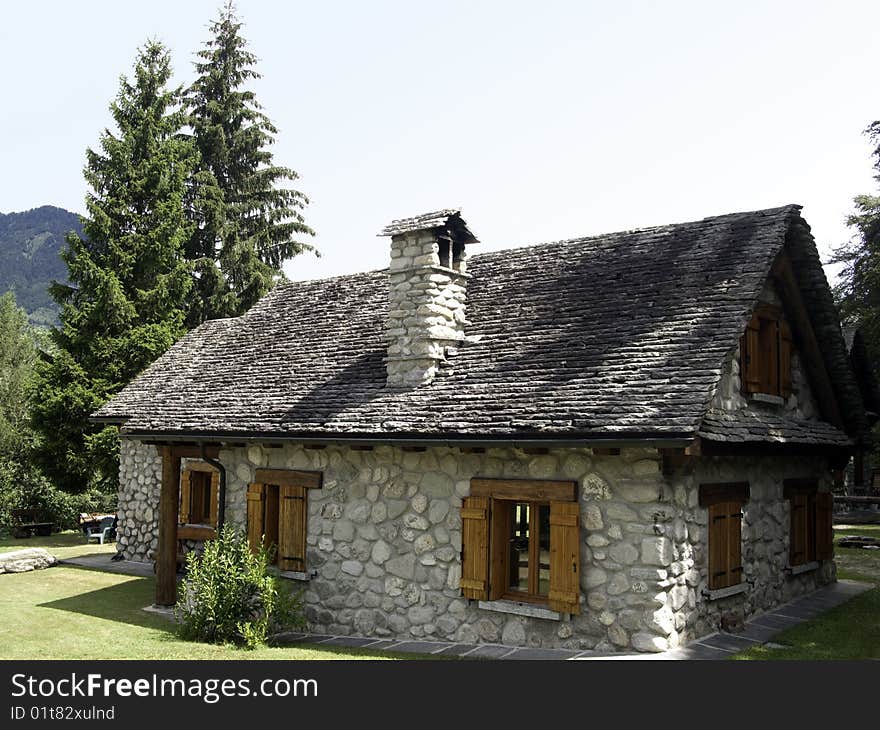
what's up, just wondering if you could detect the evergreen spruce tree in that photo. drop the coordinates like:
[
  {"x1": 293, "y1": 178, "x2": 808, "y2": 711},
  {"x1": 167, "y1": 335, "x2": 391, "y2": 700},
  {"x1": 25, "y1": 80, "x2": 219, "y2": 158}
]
[
  {"x1": 31, "y1": 41, "x2": 196, "y2": 493},
  {"x1": 833, "y1": 120, "x2": 880, "y2": 360},
  {"x1": 186, "y1": 2, "x2": 315, "y2": 325}
]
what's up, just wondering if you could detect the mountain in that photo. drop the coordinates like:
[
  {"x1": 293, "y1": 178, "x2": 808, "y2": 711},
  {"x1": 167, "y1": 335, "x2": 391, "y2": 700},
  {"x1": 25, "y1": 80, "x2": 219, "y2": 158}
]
[{"x1": 0, "y1": 205, "x2": 81, "y2": 326}]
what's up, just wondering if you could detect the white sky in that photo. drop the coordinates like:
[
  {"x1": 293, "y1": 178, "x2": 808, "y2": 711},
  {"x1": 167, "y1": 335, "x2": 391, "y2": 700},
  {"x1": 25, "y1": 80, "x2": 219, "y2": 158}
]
[{"x1": 2, "y1": 1, "x2": 879, "y2": 283}]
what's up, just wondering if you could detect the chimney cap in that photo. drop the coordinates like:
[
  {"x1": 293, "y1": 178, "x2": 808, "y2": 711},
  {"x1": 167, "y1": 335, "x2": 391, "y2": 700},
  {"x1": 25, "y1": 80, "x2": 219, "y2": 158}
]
[{"x1": 378, "y1": 209, "x2": 479, "y2": 243}]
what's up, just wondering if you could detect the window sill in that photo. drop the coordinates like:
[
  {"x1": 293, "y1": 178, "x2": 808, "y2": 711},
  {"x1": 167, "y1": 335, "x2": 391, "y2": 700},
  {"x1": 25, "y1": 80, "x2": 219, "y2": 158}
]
[
  {"x1": 176, "y1": 524, "x2": 216, "y2": 541},
  {"x1": 750, "y1": 392, "x2": 785, "y2": 406},
  {"x1": 275, "y1": 569, "x2": 311, "y2": 582},
  {"x1": 478, "y1": 599, "x2": 561, "y2": 621},
  {"x1": 786, "y1": 561, "x2": 819, "y2": 576},
  {"x1": 702, "y1": 582, "x2": 748, "y2": 601}
]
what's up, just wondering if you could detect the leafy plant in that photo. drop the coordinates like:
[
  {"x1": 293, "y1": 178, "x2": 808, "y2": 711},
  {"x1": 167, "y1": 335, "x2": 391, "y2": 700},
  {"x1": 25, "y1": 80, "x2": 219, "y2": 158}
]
[{"x1": 175, "y1": 525, "x2": 305, "y2": 649}]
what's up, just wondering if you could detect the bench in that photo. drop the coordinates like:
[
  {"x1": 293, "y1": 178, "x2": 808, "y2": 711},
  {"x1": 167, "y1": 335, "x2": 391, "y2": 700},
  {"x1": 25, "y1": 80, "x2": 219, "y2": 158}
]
[{"x1": 10, "y1": 510, "x2": 54, "y2": 539}]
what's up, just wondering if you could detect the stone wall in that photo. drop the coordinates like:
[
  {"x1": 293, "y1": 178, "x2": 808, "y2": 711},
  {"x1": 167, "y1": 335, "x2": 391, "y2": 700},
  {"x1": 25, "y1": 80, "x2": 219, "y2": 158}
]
[
  {"x1": 117, "y1": 439, "x2": 162, "y2": 562},
  {"x1": 385, "y1": 228, "x2": 469, "y2": 388},
  {"x1": 221, "y1": 442, "x2": 691, "y2": 652},
  {"x1": 673, "y1": 454, "x2": 835, "y2": 643},
  {"x1": 118, "y1": 436, "x2": 837, "y2": 652},
  {"x1": 712, "y1": 280, "x2": 818, "y2": 419}
]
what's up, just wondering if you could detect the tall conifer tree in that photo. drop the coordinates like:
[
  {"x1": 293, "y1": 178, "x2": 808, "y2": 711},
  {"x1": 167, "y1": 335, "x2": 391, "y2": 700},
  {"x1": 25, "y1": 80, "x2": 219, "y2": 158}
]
[
  {"x1": 186, "y1": 2, "x2": 315, "y2": 325},
  {"x1": 31, "y1": 41, "x2": 196, "y2": 493},
  {"x1": 833, "y1": 121, "x2": 880, "y2": 360}
]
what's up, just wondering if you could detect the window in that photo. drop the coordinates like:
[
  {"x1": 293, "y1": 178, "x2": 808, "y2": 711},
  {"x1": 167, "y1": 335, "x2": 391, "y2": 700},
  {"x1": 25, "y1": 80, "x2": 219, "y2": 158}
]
[
  {"x1": 740, "y1": 304, "x2": 792, "y2": 398},
  {"x1": 247, "y1": 469, "x2": 321, "y2": 573},
  {"x1": 460, "y1": 479, "x2": 580, "y2": 614},
  {"x1": 700, "y1": 482, "x2": 749, "y2": 590},
  {"x1": 179, "y1": 467, "x2": 219, "y2": 527},
  {"x1": 784, "y1": 479, "x2": 833, "y2": 566}
]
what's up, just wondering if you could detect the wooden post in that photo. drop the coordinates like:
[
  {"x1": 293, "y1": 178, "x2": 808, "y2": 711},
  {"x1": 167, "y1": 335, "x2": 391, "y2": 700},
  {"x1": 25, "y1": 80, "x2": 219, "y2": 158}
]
[{"x1": 156, "y1": 446, "x2": 181, "y2": 606}]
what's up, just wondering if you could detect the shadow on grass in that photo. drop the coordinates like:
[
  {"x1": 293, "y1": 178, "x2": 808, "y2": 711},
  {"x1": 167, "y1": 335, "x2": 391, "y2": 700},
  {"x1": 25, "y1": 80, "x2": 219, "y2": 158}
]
[
  {"x1": 0, "y1": 533, "x2": 94, "y2": 549},
  {"x1": 37, "y1": 569, "x2": 180, "y2": 638}
]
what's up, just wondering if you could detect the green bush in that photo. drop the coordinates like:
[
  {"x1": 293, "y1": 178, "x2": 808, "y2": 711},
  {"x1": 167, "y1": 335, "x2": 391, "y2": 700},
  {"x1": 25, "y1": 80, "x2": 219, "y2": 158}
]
[
  {"x1": 0, "y1": 459, "x2": 116, "y2": 531},
  {"x1": 175, "y1": 525, "x2": 306, "y2": 648}
]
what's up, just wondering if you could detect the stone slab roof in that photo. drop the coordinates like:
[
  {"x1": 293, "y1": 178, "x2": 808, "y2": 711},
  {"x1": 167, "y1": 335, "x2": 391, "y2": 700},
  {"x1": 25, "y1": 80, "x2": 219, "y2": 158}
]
[
  {"x1": 94, "y1": 205, "x2": 864, "y2": 446},
  {"x1": 698, "y1": 409, "x2": 851, "y2": 447}
]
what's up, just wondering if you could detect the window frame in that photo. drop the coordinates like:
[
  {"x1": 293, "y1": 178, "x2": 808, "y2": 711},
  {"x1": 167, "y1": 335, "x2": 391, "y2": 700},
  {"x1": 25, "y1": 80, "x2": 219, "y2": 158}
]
[
  {"x1": 462, "y1": 478, "x2": 580, "y2": 614},
  {"x1": 699, "y1": 482, "x2": 749, "y2": 591},
  {"x1": 178, "y1": 463, "x2": 219, "y2": 530},
  {"x1": 784, "y1": 478, "x2": 833, "y2": 567},
  {"x1": 740, "y1": 304, "x2": 792, "y2": 398},
  {"x1": 247, "y1": 469, "x2": 321, "y2": 575}
]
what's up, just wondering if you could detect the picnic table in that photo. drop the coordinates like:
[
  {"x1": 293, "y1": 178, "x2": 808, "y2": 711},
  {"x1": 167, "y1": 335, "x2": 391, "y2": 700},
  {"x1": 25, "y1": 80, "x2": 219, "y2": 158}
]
[{"x1": 10, "y1": 509, "x2": 54, "y2": 539}]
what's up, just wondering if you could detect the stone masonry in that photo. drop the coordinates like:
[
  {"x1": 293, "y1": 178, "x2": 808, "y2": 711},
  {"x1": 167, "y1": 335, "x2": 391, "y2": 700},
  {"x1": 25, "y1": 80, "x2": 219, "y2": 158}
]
[
  {"x1": 712, "y1": 280, "x2": 818, "y2": 420},
  {"x1": 117, "y1": 439, "x2": 162, "y2": 562},
  {"x1": 115, "y1": 438, "x2": 837, "y2": 652},
  {"x1": 383, "y1": 213, "x2": 472, "y2": 388}
]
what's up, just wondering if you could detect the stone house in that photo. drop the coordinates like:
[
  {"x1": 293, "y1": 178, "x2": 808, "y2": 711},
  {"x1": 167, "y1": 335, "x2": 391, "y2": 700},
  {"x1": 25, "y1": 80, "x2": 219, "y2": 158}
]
[{"x1": 93, "y1": 205, "x2": 867, "y2": 653}]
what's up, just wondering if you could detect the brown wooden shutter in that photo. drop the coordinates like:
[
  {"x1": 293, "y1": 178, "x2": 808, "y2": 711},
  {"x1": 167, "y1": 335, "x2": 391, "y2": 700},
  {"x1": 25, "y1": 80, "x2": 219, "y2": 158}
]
[
  {"x1": 208, "y1": 471, "x2": 220, "y2": 527},
  {"x1": 815, "y1": 492, "x2": 833, "y2": 560},
  {"x1": 548, "y1": 501, "x2": 580, "y2": 614},
  {"x1": 278, "y1": 484, "x2": 306, "y2": 572},
  {"x1": 246, "y1": 483, "x2": 265, "y2": 553},
  {"x1": 708, "y1": 503, "x2": 728, "y2": 589},
  {"x1": 460, "y1": 496, "x2": 490, "y2": 600},
  {"x1": 488, "y1": 500, "x2": 508, "y2": 600},
  {"x1": 741, "y1": 314, "x2": 761, "y2": 393},
  {"x1": 758, "y1": 317, "x2": 779, "y2": 395},
  {"x1": 729, "y1": 502, "x2": 743, "y2": 585},
  {"x1": 708, "y1": 501, "x2": 743, "y2": 589},
  {"x1": 789, "y1": 494, "x2": 807, "y2": 566},
  {"x1": 179, "y1": 470, "x2": 192, "y2": 524},
  {"x1": 779, "y1": 319, "x2": 793, "y2": 398}
]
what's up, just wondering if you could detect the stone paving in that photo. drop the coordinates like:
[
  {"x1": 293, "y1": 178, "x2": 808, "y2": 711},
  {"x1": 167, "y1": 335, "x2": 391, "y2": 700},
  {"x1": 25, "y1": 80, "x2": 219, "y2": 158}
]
[
  {"x1": 58, "y1": 553, "x2": 871, "y2": 660},
  {"x1": 272, "y1": 579, "x2": 872, "y2": 660},
  {"x1": 60, "y1": 553, "x2": 155, "y2": 578}
]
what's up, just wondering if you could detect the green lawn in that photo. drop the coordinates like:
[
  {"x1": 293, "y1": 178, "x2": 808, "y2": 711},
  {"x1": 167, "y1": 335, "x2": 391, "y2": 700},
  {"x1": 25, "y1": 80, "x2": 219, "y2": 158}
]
[
  {"x1": 0, "y1": 532, "x2": 412, "y2": 660},
  {"x1": 733, "y1": 524, "x2": 880, "y2": 660}
]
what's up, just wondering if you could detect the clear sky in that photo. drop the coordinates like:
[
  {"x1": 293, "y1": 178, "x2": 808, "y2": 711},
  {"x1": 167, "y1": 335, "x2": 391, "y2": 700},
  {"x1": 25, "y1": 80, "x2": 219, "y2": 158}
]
[{"x1": 2, "y1": 1, "x2": 879, "y2": 283}]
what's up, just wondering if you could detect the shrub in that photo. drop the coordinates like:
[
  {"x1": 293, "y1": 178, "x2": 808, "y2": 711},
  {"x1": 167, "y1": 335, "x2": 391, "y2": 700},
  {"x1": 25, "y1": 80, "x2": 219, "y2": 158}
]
[
  {"x1": 176, "y1": 525, "x2": 305, "y2": 648},
  {"x1": 0, "y1": 459, "x2": 116, "y2": 531}
]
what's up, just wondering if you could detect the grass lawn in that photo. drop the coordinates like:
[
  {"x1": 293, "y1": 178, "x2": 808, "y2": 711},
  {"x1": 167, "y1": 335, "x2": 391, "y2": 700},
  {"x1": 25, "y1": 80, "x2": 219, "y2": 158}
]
[
  {"x1": 733, "y1": 524, "x2": 880, "y2": 660},
  {"x1": 0, "y1": 532, "x2": 413, "y2": 660}
]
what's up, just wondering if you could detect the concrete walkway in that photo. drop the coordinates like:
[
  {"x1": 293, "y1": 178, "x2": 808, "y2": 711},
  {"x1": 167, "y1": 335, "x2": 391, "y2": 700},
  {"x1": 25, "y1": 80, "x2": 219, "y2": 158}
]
[{"x1": 58, "y1": 554, "x2": 871, "y2": 660}]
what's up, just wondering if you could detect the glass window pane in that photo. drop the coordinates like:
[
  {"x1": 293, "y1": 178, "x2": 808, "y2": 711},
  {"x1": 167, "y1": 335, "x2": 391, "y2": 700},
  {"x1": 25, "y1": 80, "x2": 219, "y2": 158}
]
[{"x1": 508, "y1": 502, "x2": 530, "y2": 593}]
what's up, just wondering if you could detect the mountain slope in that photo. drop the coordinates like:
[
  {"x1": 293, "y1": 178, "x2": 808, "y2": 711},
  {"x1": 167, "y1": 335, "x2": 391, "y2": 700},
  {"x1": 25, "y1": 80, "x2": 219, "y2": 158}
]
[{"x1": 0, "y1": 205, "x2": 81, "y2": 326}]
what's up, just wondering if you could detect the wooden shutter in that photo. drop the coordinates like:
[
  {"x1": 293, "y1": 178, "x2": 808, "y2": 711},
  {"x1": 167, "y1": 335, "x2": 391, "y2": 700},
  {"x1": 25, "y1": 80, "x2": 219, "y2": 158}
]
[
  {"x1": 548, "y1": 501, "x2": 580, "y2": 614},
  {"x1": 789, "y1": 494, "x2": 807, "y2": 566},
  {"x1": 179, "y1": 470, "x2": 192, "y2": 524},
  {"x1": 709, "y1": 501, "x2": 743, "y2": 589},
  {"x1": 460, "y1": 496, "x2": 489, "y2": 600},
  {"x1": 488, "y1": 500, "x2": 508, "y2": 600},
  {"x1": 758, "y1": 316, "x2": 779, "y2": 395},
  {"x1": 278, "y1": 484, "x2": 306, "y2": 572},
  {"x1": 815, "y1": 491, "x2": 834, "y2": 560},
  {"x1": 246, "y1": 483, "x2": 265, "y2": 553},
  {"x1": 779, "y1": 319, "x2": 793, "y2": 398},
  {"x1": 740, "y1": 314, "x2": 761, "y2": 393},
  {"x1": 208, "y1": 471, "x2": 219, "y2": 527}
]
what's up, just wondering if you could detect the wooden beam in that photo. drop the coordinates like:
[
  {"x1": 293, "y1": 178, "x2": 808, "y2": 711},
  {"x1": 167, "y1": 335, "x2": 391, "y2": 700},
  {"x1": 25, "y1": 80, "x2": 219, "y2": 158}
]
[
  {"x1": 771, "y1": 253, "x2": 845, "y2": 429},
  {"x1": 470, "y1": 478, "x2": 577, "y2": 502},
  {"x1": 156, "y1": 446, "x2": 181, "y2": 606},
  {"x1": 254, "y1": 468, "x2": 323, "y2": 489}
]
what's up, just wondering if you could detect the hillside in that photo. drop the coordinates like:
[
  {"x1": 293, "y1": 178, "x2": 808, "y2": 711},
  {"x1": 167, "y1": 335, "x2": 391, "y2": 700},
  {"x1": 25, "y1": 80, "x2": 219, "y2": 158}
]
[{"x1": 0, "y1": 205, "x2": 81, "y2": 326}]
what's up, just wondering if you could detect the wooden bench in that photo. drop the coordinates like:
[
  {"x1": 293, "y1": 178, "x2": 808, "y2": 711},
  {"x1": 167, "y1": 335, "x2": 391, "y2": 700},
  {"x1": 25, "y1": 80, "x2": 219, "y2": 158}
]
[{"x1": 10, "y1": 509, "x2": 54, "y2": 539}]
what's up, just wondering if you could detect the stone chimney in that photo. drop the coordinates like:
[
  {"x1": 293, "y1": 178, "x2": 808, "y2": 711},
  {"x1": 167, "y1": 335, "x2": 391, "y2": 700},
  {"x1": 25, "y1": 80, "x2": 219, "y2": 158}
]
[{"x1": 378, "y1": 209, "x2": 478, "y2": 388}]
